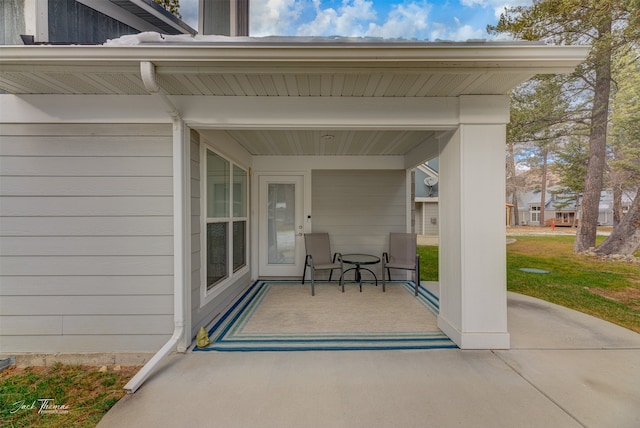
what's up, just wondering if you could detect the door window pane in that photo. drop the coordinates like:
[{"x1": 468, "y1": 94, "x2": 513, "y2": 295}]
[
  {"x1": 267, "y1": 183, "x2": 295, "y2": 264},
  {"x1": 233, "y1": 221, "x2": 246, "y2": 272},
  {"x1": 207, "y1": 151, "x2": 229, "y2": 218},
  {"x1": 207, "y1": 222, "x2": 228, "y2": 288}
]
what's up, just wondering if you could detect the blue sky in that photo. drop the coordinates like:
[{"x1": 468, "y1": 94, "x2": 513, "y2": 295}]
[{"x1": 179, "y1": 0, "x2": 531, "y2": 41}]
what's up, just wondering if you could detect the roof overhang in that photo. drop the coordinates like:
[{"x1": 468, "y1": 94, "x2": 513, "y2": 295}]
[
  {"x1": 0, "y1": 41, "x2": 589, "y2": 158},
  {"x1": 0, "y1": 42, "x2": 590, "y2": 96}
]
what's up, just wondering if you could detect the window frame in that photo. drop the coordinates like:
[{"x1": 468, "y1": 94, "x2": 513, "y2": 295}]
[
  {"x1": 530, "y1": 205, "x2": 541, "y2": 223},
  {"x1": 200, "y1": 144, "x2": 249, "y2": 306}
]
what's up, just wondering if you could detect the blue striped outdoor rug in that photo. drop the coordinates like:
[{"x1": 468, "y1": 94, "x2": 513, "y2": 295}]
[{"x1": 194, "y1": 280, "x2": 457, "y2": 352}]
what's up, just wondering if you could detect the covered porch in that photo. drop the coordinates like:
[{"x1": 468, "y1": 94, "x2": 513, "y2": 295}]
[{"x1": 0, "y1": 38, "x2": 589, "y2": 391}]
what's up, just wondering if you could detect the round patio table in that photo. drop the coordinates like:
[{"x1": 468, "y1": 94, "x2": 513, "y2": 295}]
[{"x1": 341, "y1": 253, "x2": 380, "y2": 292}]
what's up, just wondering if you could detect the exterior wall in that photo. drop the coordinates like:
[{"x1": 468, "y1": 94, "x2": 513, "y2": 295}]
[
  {"x1": 418, "y1": 202, "x2": 439, "y2": 235},
  {"x1": 0, "y1": 123, "x2": 174, "y2": 352},
  {"x1": 48, "y1": 0, "x2": 137, "y2": 44},
  {"x1": 201, "y1": 0, "x2": 230, "y2": 36},
  {"x1": 598, "y1": 210, "x2": 613, "y2": 226},
  {"x1": 1, "y1": 0, "x2": 25, "y2": 45},
  {"x1": 416, "y1": 202, "x2": 423, "y2": 234},
  {"x1": 200, "y1": 0, "x2": 249, "y2": 36},
  {"x1": 415, "y1": 168, "x2": 438, "y2": 198},
  {"x1": 311, "y1": 169, "x2": 406, "y2": 280}
]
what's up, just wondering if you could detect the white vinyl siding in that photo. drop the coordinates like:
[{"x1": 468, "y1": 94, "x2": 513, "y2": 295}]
[
  {"x1": 421, "y1": 202, "x2": 439, "y2": 235},
  {"x1": 0, "y1": 124, "x2": 174, "y2": 353},
  {"x1": 311, "y1": 169, "x2": 406, "y2": 279}
]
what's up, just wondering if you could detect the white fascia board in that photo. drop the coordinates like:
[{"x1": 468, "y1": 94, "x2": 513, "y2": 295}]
[
  {"x1": 1, "y1": 94, "x2": 456, "y2": 130},
  {"x1": 252, "y1": 155, "x2": 405, "y2": 171},
  {"x1": 459, "y1": 95, "x2": 510, "y2": 124},
  {"x1": 175, "y1": 96, "x2": 459, "y2": 130},
  {"x1": 417, "y1": 164, "x2": 438, "y2": 177},
  {"x1": 0, "y1": 44, "x2": 590, "y2": 71},
  {"x1": 0, "y1": 94, "x2": 169, "y2": 123}
]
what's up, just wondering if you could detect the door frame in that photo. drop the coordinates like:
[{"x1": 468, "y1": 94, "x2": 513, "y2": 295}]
[{"x1": 252, "y1": 170, "x2": 311, "y2": 278}]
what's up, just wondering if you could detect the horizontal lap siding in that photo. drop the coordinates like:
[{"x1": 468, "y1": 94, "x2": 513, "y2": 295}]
[
  {"x1": 422, "y1": 202, "x2": 439, "y2": 235},
  {"x1": 48, "y1": 0, "x2": 138, "y2": 44},
  {"x1": 0, "y1": 124, "x2": 174, "y2": 353},
  {"x1": 312, "y1": 170, "x2": 406, "y2": 279}
]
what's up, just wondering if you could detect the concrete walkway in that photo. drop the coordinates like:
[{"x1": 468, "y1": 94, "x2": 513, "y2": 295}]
[{"x1": 98, "y1": 293, "x2": 640, "y2": 428}]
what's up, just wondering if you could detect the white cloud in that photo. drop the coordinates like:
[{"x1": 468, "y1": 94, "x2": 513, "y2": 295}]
[
  {"x1": 460, "y1": 0, "x2": 532, "y2": 18},
  {"x1": 296, "y1": 0, "x2": 377, "y2": 37},
  {"x1": 251, "y1": 0, "x2": 304, "y2": 36},
  {"x1": 184, "y1": 0, "x2": 533, "y2": 41},
  {"x1": 365, "y1": 2, "x2": 431, "y2": 39},
  {"x1": 460, "y1": 0, "x2": 486, "y2": 6},
  {"x1": 429, "y1": 22, "x2": 484, "y2": 41}
]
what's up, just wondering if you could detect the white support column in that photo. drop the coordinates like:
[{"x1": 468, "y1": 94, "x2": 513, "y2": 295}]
[
  {"x1": 437, "y1": 95, "x2": 510, "y2": 349},
  {"x1": 175, "y1": 120, "x2": 192, "y2": 352}
]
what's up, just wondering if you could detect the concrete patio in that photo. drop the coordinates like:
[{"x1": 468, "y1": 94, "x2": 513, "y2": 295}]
[{"x1": 97, "y1": 292, "x2": 640, "y2": 428}]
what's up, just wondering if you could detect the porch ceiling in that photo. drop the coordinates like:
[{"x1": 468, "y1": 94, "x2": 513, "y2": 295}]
[{"x1": 220, "y1": 129, "x2": 437, "y2": 156}]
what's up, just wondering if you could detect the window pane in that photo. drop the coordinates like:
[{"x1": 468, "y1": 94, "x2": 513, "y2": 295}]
[
  {"x1": 207, "y1": 151, "x2": 229, "y2": 218},
  {"x1": 233, "y1": 166, "x2": 247, "y2": 217},
  {"x1": 267, "y1": 183, "x2": 295, "y2": 264},
  {"x1": 233, "y1": 221, "x2": 246, "y2": 272},
  {"x1": 207, "y1": 222, "x2": 228, "y2": 289}
]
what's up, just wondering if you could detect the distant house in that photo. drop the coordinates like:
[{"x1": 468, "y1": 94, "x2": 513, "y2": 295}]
[
  {"x1": 0, "y1": 0, "x2": 194, "y2": 46},
  {"x1": 414, "y1": 159, "x2": 439, "y2": 235},
  {"x1": 516, "y1": 188, "x2": 634, "y2": 227}
]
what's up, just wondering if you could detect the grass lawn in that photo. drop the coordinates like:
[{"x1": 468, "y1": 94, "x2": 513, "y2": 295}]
[
  {"x1": 0, "y1": 363, "x2": 139, "y2": 428},
  {"x1": 418, "y1": 235, "x2": 640, "y2": 333}
]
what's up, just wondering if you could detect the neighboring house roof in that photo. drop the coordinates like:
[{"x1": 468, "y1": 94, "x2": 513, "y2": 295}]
[
  {"x1": 518, "y1": 188, "x2": 634, "y2": 212},
  {"x1": 520, "y1": 189, "x2": 577, "y2": 211}
]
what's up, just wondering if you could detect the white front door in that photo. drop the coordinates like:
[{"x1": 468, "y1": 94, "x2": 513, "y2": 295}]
[{"x1": 258, "y1": 175, "x2": 305, "y2": 277}]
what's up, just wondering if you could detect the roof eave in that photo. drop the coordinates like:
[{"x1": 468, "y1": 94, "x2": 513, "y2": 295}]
[{"x1": 0, "y1": 44, "x2": 590, "y2": 73}]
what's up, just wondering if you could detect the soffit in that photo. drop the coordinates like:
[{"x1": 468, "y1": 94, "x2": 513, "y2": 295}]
[
  {"x1": 222, "y1": 129, "x2": 437, "y2": 156},
  {"x1": 0, "y1": 43, "x2": 589, "y2": 96}
]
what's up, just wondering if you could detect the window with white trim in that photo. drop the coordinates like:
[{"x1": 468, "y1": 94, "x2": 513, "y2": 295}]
[
  {"x1": 204, "y1": 148, "x2": 248, "y2": 291},
  {"x1": 530, "y1": 205, "x2": 540, "y2": 223}
]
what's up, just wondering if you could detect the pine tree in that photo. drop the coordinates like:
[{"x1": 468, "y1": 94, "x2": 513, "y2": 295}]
[
  {"x1": 489, "y1": 0, "x2": 639, "y2": 253},
  {"x1": 154, "y1": 0, "x2": 181, "y2": 18}
]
